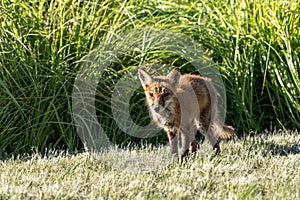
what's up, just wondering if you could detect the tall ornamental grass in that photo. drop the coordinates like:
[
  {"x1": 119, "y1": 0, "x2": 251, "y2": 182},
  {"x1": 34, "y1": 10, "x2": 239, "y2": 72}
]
[{"x1": 0, "y1": 0, "x2": 299, "y2": 155}]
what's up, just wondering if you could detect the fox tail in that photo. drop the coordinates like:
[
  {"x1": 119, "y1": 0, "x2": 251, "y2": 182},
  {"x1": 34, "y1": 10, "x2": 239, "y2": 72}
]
[{"x1": 219, "y1": 125, "x2": 235, "y2": 141}]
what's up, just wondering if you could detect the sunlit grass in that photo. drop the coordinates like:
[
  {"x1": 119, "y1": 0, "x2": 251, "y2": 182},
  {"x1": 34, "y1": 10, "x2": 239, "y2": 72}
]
[{"x1": 0, "y1": 130, "x2": 299, "y2": 199}]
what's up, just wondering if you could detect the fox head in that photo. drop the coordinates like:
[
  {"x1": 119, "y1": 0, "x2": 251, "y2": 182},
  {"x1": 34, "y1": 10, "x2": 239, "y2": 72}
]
[{"x1": 138, "y1": 69, "x2": 181, "y2": 114}]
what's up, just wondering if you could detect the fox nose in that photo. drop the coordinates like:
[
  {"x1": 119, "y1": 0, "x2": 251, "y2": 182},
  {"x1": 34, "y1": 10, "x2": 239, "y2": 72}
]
[{"x1": 154, "y1": 105, "x2": 161, "y2": 113}]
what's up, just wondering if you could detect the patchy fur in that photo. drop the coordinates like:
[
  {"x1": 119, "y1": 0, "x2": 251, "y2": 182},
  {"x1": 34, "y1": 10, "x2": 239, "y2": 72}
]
[{"x1": 138, "y1": 69, "x2": 235, "y2": 159}]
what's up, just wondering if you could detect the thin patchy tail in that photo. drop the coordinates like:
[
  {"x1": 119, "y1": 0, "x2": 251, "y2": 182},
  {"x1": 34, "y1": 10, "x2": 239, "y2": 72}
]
[{"x1": 220, "y1": 125, "x2": 235, "y2": 141}]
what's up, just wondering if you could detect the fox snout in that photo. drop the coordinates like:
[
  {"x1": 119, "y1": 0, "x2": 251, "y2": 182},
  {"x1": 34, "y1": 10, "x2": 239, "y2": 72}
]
[
  {"x1": 153, "y1": 104, "x2": 163, "y2": 113},
  {"x1": 151, "y1": 97, "x2": 165, "y2": 113}
]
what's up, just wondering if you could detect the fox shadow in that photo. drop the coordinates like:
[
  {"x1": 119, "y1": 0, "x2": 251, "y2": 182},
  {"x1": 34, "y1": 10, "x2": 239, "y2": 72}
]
[{"x1": 262, "y1": 141, "x2": 300, "y2": 157}]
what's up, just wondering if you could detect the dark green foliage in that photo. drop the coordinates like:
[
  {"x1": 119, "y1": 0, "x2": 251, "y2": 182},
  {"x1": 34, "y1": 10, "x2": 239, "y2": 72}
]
[{"x1": 0, "y1": 0, "x2": 299, "y2": 155}]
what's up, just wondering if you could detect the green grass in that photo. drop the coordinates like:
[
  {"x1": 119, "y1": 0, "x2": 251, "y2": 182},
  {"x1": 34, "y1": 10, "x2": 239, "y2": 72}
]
[
  {"x1": 0, "y1": 0, "x2": 299, "y2": 155},
  {"x1": 0, "y1": 130, "x2": 299, "y2": 199},
  {"x1": 0, "y1": 1, "x2": 298, "y2": 198}
]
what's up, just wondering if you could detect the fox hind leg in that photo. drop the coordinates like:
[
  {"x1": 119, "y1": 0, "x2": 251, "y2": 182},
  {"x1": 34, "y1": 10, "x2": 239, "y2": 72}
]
[
  {"x1": 196, "y1": 120, "x2": 220, "y2": 153},
  {"x1": 189, "y1": 139, "x2": 199, "y2": 153}
]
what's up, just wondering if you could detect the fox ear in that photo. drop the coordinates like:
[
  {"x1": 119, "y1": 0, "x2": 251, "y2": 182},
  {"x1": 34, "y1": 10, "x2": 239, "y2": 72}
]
[
  {"x1": 167, "y1": 68, "x2": 181, "y2": 85},
  {"x1": 138, "y1": 69, "x2": 153, "y2": 88}
]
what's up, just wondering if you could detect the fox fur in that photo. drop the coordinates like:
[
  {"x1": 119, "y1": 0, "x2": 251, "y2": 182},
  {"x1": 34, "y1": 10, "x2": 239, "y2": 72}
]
[{"x1": 138, "y1": 68, "x2": 235, "y2": 159}]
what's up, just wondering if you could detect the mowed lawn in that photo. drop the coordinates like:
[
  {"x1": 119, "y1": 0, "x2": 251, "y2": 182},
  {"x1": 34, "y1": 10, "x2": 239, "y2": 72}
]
[{"x1": 0, "y1": 130, "x2": 299, "y2": 199}]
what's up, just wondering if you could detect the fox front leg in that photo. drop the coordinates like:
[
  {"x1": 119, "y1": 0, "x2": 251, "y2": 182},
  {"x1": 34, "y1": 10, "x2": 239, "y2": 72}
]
[
  {"x1": 179, "y1": 138, "x2": 199, "y2": 163},
  {"x1": 179, "y1": 125, "x2": 197, "y2": 160},
  {"x1": 166, "y1": 129, "x2": 179, "y2": 158}
]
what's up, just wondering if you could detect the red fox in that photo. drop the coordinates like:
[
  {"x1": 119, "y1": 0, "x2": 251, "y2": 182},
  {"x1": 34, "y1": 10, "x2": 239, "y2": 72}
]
[{"x1": 138, "y1": 68, "x2": 235, "y2": 159}]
